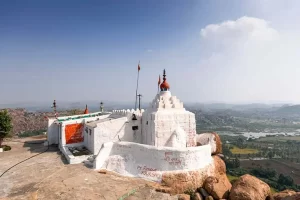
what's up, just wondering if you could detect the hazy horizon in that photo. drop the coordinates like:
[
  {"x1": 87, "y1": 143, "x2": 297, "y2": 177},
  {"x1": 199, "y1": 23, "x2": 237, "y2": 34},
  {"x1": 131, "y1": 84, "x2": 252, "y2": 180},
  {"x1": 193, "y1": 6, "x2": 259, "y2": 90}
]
[
  {"x1": 2, "y1": 1, "x2": 300, "y2": 104},
  {"x1": 0, "y1": 99, "x2": 296, "y2": 108}
]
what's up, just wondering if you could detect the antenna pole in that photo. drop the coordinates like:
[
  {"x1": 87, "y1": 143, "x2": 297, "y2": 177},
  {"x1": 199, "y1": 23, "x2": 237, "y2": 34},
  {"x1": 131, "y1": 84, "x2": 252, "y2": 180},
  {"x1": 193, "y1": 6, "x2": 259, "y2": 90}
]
[
  {"x1": 52, "y1": 100, "x2": 57, "y2": 118},
  {"x1": 135, "y1": 61, "x2": 140, "y2": 110},
  {"x1": 137, "y1": 94, "x2": 142, "y2": 111}
]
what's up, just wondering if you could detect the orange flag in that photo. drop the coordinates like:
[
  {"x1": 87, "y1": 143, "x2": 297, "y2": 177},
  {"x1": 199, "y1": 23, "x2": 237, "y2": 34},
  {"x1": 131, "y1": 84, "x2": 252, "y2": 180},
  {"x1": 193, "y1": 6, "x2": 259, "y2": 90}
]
[
  {"x1": 158, "y1": 75, "x2": 161, "y2": 85},
  {"x1": 138, "y1": 63, "x2": 140, "y2": 71}
]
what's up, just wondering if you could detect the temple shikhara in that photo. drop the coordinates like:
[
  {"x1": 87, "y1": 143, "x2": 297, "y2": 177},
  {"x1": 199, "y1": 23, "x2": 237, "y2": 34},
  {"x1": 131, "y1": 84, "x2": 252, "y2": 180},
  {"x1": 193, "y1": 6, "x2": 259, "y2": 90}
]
[{"x1": 46, "y1": 69, "x2": 221, "y2": 183}]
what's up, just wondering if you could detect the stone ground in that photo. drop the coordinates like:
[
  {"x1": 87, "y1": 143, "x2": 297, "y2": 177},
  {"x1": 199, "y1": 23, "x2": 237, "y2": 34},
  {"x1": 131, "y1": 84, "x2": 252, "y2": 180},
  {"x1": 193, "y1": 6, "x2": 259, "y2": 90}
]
[{"x1": 0, "y1": 136, "x2": 178, "y2": 200}]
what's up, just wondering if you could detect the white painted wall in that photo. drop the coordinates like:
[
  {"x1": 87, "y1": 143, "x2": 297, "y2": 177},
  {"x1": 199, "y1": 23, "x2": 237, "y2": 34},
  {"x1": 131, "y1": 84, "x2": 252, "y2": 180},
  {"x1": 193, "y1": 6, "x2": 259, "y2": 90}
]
[
  {"x1": 60, "y1": 114, "x2": 111, "y2": 147},
  {"x1": 93, "y1": 141, "x2": 212, "y2": 182},
  {"x1": 83, "y1": 124, "x2": 94, "y2": 152},
  {"x1": 47, "y1": 118, "x2": 59, "y2": 145},
  {"x1": 47, "y1": 113, "x2": 111, "y2": 148},
  {"x1": 92, "y1": 113, "x2": 142, "y2": 154},
  {"x1": 142, "y1": 91, "x2": 196, "y2": 147}
]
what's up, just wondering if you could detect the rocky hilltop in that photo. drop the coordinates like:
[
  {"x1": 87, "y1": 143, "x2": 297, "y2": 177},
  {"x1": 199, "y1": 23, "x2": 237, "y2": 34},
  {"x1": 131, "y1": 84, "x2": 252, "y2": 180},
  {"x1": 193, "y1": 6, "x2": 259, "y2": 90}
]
[
  {"x1": 152, "y1": 132, "x2": 300, "y2": 200},
  {"x1": 1, "y1": 108, "x2": 84, "y2": 136},
  {"x1": 1, "y1": 108, "x2": 48, "y2": 136}
]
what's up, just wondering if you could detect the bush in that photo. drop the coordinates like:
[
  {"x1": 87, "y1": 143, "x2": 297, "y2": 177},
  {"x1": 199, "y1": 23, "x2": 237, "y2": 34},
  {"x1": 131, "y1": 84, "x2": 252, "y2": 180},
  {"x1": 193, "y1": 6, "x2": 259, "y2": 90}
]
[
  {"x1": 18, "y1": 129, "x2": 46, "y2": 138},
  {"x1": 184, "y1": 188, "x2": 196, "y2": 199},
  {"x1": 1, "y1": 145, "x2": 11, "y2": 151}
]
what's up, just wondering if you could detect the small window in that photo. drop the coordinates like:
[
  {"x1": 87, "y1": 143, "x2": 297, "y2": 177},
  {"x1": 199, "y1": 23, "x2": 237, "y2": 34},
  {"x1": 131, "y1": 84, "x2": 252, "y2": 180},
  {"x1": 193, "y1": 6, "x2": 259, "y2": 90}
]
[
  {"x1": 89, "y1": 129, "x2": 92, "y2": 135},
  {"x1": 132, "y1": 126, "x2": 138, "y2": 130},
  {"x1": 146, "y1": 121, "x2": 148, "y2": 125}
]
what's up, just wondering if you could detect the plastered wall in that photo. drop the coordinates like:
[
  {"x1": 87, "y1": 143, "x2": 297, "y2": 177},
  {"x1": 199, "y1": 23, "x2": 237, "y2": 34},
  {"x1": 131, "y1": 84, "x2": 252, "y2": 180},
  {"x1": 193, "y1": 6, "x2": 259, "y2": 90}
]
[
  {"x1": 141, "y1": 91, "x2": 197, "y2": 147},
  {"x1": 142, "y1": 110, "x2": 196, "y2": 147},
  {"x1": 91, "y1": 111, "x2": 143, "y2": 154},
  {"x1": 47, "y1": 118, "x2": 59, "y2": 145},
  {"x1": 93, "y1": 141, "x2": 212, "y2": 182},
  {"x1": 47, "y1": 113, "x2": 110, "y2": 147}
]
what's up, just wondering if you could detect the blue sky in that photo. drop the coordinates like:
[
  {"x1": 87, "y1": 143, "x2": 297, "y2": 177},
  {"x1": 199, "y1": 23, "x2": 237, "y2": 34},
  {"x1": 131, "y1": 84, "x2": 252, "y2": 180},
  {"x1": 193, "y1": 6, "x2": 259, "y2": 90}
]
[{"x1": 1, "y1": 0, "x2": 300, "y2": 105}]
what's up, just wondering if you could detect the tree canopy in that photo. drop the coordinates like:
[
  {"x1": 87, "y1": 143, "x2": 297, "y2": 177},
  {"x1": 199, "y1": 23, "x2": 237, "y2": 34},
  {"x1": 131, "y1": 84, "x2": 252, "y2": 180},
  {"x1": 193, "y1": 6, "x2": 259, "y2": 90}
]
[{"x1": 0, "y1": 110, "x2": 13, "y2": 147}]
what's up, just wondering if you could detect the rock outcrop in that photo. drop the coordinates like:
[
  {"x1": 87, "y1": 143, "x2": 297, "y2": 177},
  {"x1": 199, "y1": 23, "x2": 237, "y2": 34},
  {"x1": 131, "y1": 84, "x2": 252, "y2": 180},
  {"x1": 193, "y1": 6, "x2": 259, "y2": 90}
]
[
  {"x1": 156, "y1": 132, "x2": 298, "y2": 200},
  {"x1": 203, "y1": 175, "x2": 231, "y2": 199},
  {"x1": 194, "y1": 192, "x2": 203, "y2": 200},
  {"x1": 195, "y1": 132, "x2": 222, "y2": 155},
  {"x1": 177, "y1": 194, "x2": 190, "y2": 200},
  {"x1": 160, "y1": 154, "x2": 228, "y2": 194},
  {"x1": 3, "y1": 108, "x2": 48, "y2": 136},
  {"x1": 229, "y1": 174, "x2": 272, "y2": 200},
  {"x1": 273, "y1": 190, "x2": 300, "y2": 200}
]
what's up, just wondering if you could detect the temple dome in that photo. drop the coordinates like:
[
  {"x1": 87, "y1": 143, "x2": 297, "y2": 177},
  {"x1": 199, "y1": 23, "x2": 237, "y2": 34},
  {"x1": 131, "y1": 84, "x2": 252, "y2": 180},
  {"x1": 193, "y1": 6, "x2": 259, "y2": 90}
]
[
  {"x1": 160, "y1": 69, "x2": 170, "y2": 91},
  {"x1": 160, "y1": 81, "x2": 170, "y2": 90}
]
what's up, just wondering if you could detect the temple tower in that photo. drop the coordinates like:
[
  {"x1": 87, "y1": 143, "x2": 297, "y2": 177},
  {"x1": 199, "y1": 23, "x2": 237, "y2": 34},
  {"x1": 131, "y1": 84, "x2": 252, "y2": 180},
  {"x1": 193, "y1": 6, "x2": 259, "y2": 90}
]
[{"x1": 141, "y1": 69, "x2": 196, "y2": 148}]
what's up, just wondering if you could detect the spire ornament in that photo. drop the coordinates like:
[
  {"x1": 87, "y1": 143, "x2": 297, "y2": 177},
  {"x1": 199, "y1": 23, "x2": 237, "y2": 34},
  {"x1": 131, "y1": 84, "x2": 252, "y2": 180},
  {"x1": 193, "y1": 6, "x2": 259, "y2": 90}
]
[
  {"x1": 160, "y1": 69, "x2": 170, "y2": 91},
  {"x1": 84, "y1": 104, "x2": 89, "y2": 114}
]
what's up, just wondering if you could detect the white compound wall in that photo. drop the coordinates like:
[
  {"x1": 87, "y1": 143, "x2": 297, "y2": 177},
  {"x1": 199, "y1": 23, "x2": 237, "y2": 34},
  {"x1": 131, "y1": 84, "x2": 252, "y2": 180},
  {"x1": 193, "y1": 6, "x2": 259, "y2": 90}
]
[
  {"x1": 87, "y1": 109, "x2": 144, "y2": 154},
  {"x1": 93, "y1": 141, "x2": 212, "y2": 182}
]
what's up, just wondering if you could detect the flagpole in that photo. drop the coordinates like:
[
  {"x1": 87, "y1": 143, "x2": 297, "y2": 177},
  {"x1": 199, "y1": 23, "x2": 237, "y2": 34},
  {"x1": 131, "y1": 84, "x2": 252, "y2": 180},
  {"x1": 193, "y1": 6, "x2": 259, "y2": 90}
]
[
  {"x1": 157, "y1": 75, "x2": 161, "y2": 94},
  {"x1": 135, "y1": 61, "x2": 140, "y2": 110}
]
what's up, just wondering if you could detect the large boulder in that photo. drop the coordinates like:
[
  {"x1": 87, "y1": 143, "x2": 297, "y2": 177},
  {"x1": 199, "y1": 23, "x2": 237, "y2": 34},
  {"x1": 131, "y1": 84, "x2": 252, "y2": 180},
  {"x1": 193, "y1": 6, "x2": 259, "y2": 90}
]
[
  {"x1": 273, "y1": 190, "x2": 300, "y2": 200},
  {"x1": 229, "y1": 174, "x2": 272, "y2": 200},
  {"x1": 194, "y1": 192, "x2": 203, "y2": 200},
  {"x1": 203, "y1": 175, "x2": 232, "y2": 199},
  {"x1": 197, "y1": 188, "x2": 209, "y2": 198},
  {"x1": 161, "y1": 170, "x2": 209, "y2": 194},
  {"x1": 195, "y1": 132, "x2": 222, "y2": 155},
  {"x1": 211, "y1": 155, "x2": 226, "y2": 176},
  {"x1": 177, "y1": 194, "x2": 190, "y2": 200},
  {"x1": 160, "y1": 155, "x2": 228, "y2": 195}
]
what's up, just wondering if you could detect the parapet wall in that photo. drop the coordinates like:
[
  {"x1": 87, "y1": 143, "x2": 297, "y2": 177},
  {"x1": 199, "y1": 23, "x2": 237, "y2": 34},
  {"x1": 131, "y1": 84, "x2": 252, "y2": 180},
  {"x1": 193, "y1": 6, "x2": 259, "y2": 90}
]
[
  {"x1": 93, "y1": 141, "x2": 212, "y2": 182},
  {"x1": 111, "y1": 109, "x2": 145, "y2": 118}
]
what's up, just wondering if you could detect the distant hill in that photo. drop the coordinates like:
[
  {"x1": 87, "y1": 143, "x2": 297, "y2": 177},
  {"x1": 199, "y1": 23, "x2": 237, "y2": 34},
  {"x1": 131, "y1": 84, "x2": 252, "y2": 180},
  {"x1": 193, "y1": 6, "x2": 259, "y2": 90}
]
[
  {"x1": 0, "y1": 101, "x2": 151, "y2": 112},
  {"x1": 186, "y1": 103, "x2": 285, "y2": 112},
  {"x1": 274, "y1": 104, "x2": 300, "y2": 115},
  {"x1": 1, "y1": 108, "x2": 48, "y2": 136}
]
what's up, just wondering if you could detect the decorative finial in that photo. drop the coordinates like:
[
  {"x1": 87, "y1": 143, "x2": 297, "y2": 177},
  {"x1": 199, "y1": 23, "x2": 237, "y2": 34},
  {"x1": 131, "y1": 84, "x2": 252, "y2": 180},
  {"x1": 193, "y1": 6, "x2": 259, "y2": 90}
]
[
  {"x1": 160, "y1": 69, "x2": 170, "y2": 91},
  {"x1": 84, "y1": 104, "x2": 89, "y2": 114}
]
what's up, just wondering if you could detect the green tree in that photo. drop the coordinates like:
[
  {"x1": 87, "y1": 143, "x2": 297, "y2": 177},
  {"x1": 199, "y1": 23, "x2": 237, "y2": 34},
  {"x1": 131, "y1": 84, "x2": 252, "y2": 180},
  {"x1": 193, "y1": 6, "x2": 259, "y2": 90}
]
[
  {"x1": 0, "y1": 110, "x2": 13, "y2": 147},
  {"x1": 234, "y1": 157, "x2": 240, "y2": 168},
  {"x1": 267, "y1": 151, "x2": 274, "y2": 159}
]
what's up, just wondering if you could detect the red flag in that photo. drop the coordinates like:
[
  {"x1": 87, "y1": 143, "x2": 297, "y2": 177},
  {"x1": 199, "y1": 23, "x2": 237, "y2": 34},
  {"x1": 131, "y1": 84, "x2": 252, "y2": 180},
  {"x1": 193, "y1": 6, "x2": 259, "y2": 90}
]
[
  {"x1": 138, "y1": 63, "x2": 140, "y2": 71},
  {"x1": 158, "y1": 75, "x2": 161, "y2": 85}
]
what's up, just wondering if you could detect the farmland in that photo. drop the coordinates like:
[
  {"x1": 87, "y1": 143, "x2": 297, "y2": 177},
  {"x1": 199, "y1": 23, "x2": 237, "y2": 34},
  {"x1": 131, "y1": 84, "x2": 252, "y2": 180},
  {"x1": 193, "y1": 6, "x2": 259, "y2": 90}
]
[
  {"x1": 221, "y1": 134, "x2": 300, "y2": 191},
  {"x1": 229, "y1": 146, "x2": 259, "y2": 154},
  {"x1": 257, "y1": 136, "x2": 300, "y2": 142}
]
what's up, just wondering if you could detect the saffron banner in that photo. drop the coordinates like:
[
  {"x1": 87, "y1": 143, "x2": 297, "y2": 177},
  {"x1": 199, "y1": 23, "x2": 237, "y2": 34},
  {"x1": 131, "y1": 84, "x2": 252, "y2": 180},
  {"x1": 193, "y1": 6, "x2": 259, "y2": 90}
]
[{"x1": 65, "y1": 123, "x2": 84, "y2": 144}]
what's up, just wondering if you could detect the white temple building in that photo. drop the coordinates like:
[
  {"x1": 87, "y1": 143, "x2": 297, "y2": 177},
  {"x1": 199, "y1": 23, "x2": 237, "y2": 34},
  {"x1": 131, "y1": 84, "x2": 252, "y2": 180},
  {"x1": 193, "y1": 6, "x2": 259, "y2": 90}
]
[{"x1": 46, "y1": 70, "x2": 212, "y2": 181}]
